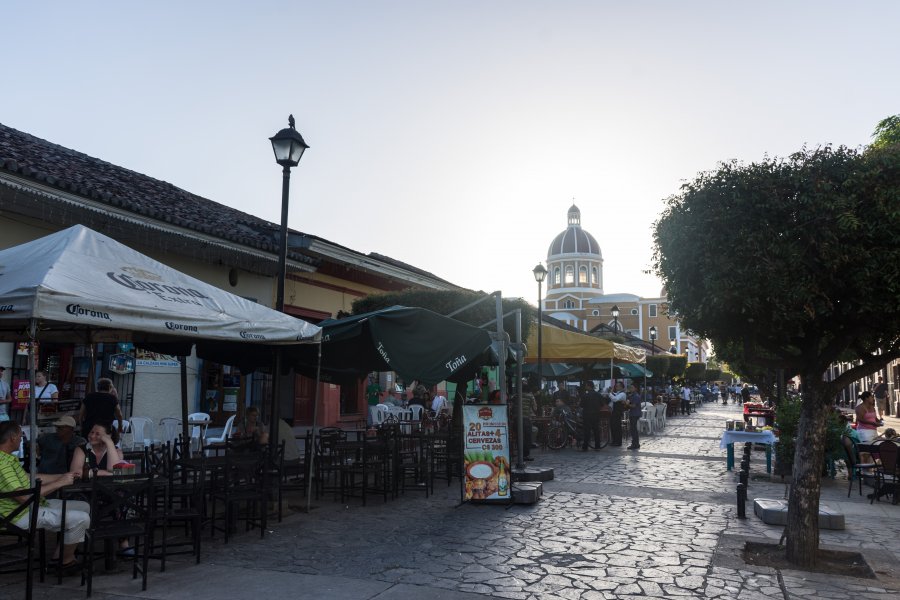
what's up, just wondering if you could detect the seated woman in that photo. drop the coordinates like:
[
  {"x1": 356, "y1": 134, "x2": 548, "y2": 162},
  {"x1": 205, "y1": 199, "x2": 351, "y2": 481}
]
[
  {"x1": 234, "y1": 406, "x2": 269, "y2": 446},
  {"x1": 69, "y1": 422, "x2": 132, "y2": 555},
  {"x1": 855, "y1": 391, "x2": 882, "y2": 444},
  {"x1": 70, "y1": 422, "x2": 123, "y2": 476}
]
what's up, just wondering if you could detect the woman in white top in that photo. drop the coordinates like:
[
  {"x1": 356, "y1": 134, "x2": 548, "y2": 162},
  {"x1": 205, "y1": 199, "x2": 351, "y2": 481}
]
[{"x1": 34, "y1": 371, "x2": 59, "y2": 404}]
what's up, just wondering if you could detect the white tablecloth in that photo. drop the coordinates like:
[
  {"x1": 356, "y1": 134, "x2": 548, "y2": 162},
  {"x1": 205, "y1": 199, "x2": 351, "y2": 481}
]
[{"x1": 719, "y1": 430, "x2": 777, "y2": 449}]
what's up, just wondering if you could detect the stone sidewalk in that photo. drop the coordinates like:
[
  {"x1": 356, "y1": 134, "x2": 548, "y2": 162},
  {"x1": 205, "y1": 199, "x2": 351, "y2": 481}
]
[{"x1": 4, "y1": 401, "x2": 899, "y2": 599}]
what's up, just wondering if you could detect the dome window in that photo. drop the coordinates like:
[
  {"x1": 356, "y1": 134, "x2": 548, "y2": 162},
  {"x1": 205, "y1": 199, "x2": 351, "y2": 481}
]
[
  {"x1": 565, "y1": 266, "x2": 574, "y2": 284},
  {"x1": 578, "y1": 266, "x2": 588, "y2": 284},
  {"x1": 553, "y1": 267, "x2": 561, "y2": 285},
  {"x1": 591, "y1": 267, "x2": 598, "y2": 285}
]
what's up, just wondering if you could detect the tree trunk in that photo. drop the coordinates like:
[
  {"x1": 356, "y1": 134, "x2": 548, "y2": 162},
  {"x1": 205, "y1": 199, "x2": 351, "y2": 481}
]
[{"x1": 784, "y1": 377, "x2": 828, "y2": 567}]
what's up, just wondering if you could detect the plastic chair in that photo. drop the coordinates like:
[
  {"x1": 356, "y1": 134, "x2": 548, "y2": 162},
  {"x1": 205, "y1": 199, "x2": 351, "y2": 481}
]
[
  {"x1": 113, "y1": 419, "x2": 130, "y2": 434},
  {"x1": 408, "y1": 405, "x2": 424, "y2": 421},
  {"x1": 370, "y1": 405, "x2": 387, "y2": 426},
  {"x1": 638, "y1": 403, "x2": 655, "y2": 435},
  {"x1": 205, "y1": 414, "x2": 237, "y2": 456},
  {"x1": 159, "y1": 418, "x2": 182, "y2": 444},
  {"x1": 188, "y1": 412, "x2": 211, "y2": 453},
  {"x1": 128, "y1": 417, "x2": 155, "y2": 448},
  {"x1": 655, "y1": 403, "x2": 667, "y2": 431}
]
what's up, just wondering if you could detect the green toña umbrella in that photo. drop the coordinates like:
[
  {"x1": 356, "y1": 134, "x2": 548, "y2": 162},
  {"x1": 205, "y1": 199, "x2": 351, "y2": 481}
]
[{"x1": 289, "y1": 305, "x2": 493, "y2": 385}]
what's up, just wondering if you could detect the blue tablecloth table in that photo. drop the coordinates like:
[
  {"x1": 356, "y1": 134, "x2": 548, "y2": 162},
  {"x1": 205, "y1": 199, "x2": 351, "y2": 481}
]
[{"x1": 720, "y1": 430, "x2": 777, "y2": 472}]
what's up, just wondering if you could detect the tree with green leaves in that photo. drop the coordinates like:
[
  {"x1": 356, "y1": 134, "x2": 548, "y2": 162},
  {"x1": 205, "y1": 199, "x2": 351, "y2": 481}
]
[
  {"x1": 871, "y1": 114, "x2": 900, "y2": 150},
  {"x1": 654, "y1": 142, "x2": 900, "y2": 567}
]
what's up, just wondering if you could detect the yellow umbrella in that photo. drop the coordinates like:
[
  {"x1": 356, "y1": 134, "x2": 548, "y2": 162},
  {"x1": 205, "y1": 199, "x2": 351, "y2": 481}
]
[{"x1": 524, "y1": 323, "x2": 645, "y2": 364}]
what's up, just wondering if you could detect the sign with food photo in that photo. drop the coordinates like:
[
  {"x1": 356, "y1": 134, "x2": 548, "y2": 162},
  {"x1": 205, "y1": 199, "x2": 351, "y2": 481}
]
[{"x1": 462, "y1": 404, "x2": 511, "y2": 503}]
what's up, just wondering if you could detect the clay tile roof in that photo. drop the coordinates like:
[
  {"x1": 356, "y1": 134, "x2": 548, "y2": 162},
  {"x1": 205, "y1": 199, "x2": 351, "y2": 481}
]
[{"x1": 0, "y1": 122, "x2": 314, "y2": 266}]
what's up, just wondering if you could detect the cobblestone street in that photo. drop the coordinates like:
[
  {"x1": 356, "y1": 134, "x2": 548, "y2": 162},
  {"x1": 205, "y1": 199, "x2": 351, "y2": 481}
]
[{"x1": 7, "y1": 401, "x2": 900, "y2": 599}]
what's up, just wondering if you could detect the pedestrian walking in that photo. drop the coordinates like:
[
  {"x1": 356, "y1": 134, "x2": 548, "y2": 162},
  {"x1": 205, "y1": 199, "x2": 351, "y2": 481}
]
[{"x1": 874, "y1": 377, "x2": 890, "y2": 416}]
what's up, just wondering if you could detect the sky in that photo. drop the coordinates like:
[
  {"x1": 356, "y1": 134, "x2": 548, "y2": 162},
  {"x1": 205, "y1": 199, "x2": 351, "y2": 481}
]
[{"x1": 2, "y1": 1, "x2": 898, "y2": 305}]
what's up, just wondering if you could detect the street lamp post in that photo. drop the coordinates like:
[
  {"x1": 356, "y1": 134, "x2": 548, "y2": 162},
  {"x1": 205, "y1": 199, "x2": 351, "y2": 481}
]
[
  {"x1": 648, "y1": 325, "x2": 658, "y2": 355},
  {"x1": 269, "y1": 114, "x2": 309, "y2": 312},
  {"x1": 611, "y1": 304, "x2": 620, "y2": 334},
  {"x1": 532, "y1": 264, "x2": 547, "y2": 395},
  {"x1": 268, "y1": 114, "x2": 308, "y2": 454}
]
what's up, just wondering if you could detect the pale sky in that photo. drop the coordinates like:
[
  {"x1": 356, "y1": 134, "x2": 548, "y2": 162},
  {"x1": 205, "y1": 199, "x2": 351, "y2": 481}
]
[{"x1": 3, "y1": 2, "x2": 897, "y2": 305}]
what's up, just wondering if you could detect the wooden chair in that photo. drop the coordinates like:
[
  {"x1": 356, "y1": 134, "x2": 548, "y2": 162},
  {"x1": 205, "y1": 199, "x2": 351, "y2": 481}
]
[
  {"x1": 871, "y1": 440, "x2": 899, "y2": 504},
  {"x1": 842, "y1": 435, "x2": 877, "y2": 497},
  {"x1": 0, "y1": 481, "x2": 43, "y2": 600},
  {"x1": 209, "y1": 447, "x2": 267, "y2": 543},
  {"x1": 83, "y1": 474, "x2": 158, "y2": 597}
]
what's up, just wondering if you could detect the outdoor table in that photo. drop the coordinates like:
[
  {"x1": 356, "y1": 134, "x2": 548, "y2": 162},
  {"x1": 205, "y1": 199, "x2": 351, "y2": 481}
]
[
  {"x1": 189, "y1": 417, "x2": 211, "y2": 454},
  {"x1": 720, "y1": 430, "x2": 777, "y2": 473}
]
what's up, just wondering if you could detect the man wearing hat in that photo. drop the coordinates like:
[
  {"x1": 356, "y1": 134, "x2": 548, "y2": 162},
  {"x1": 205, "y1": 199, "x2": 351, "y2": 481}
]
[
  {"x1": 37, "y1": 415, "x2": 85, "y2": 474},
  {"x1": 0, "y1": 366, "x2": 10, "y2": 422}
]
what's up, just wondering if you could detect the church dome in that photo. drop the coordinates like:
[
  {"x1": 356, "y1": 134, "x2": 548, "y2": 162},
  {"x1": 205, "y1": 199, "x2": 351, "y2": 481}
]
[{"x1": 547, "y1": 204, "x2": 602, "y2": 258}]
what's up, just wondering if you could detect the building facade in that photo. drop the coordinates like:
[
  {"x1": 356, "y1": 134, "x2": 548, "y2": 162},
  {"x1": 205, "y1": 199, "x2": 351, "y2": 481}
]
[{"x1": 0, "y1": 122, "x2": 464, "y2": 430}]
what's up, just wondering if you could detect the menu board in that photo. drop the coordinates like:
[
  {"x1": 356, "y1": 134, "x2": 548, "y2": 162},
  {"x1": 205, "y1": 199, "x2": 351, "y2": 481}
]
[{"x1": 462, "y1": 404, "x2": 511, "y2": 503}]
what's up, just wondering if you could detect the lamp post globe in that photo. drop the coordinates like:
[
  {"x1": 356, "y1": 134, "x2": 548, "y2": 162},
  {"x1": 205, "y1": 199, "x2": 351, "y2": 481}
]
[
  {"x1": 532, "y1": 264, "x2": 547, "y2": 395},
  {"x1": 611, "y1": 304, "x2": 620, "y2": 334},
  {"x1": 269, "y1": 115, "x2": 309, "y2": 312},
  {"x1": 649, "y1": 325, "x2": 658, "y2": 355}
]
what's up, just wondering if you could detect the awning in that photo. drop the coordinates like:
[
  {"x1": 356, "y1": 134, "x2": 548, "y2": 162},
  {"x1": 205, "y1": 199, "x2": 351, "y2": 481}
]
[{"x1": 524, "y1": 323, "x2": 645, "y2": 364}]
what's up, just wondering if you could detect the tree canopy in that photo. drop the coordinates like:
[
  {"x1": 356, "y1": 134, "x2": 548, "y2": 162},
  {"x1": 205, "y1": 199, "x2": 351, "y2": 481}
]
[
  {"x1": 654, "y1": 144, "x2": 900, "y2": 391},
  {"x1": 871, "y1": 114, "x2": 900, "y2": 150}
]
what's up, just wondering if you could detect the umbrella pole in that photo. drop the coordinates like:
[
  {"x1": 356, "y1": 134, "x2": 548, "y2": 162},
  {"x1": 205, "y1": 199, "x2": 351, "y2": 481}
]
[
  {"x1": 515, "y1": 310, "x2": 524, "y2": 471},
  {"x1": 305, "y1": 341, "x2": 323, "y2": 514},
  {"x1": 180, "y1": 356, "x2": 190, "y2": 454},
  {"x1": 269, "y1": 348, "x2": 283, "y2": 458},
  {"x1": 27, "y1": 319, "x2": 37, "y2": 485}
]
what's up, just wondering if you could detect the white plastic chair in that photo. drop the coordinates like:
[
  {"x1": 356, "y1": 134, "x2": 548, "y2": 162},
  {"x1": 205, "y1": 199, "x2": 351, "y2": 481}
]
[
  {"x1": 205, "y1": 414, "x2": 236, "y2": 456},
  {"x1": 371, "y1": 405, "x2": 387, "y2": 426},
  {"x1": 159, "y1": 417, "x2": 182, "y2": 444},
  {"x1": 408, "y1": 404, "x2": 424, "y2": 421},
  {"x1": 654, "y1": 403, "x2": 667, "y2": 431},
  {"x1": 638, "y1": 403, "x2": 655, "y2": 435},
  {"x1": 128, "y1": 416, "x2": 155, "y2": 448},
  {"x1": 113, "y1": 419, "x2": 130, "y2": 434},
  {"x1": 188, "y1": 412, "x2": 211, "y2": 451}
]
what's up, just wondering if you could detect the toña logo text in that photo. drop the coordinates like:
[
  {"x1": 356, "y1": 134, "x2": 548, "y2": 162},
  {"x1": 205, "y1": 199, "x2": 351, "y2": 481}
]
[
  {"x1": 66, "y1": 304, "x2": 111, "y2": 321},
  {"x1": 165, "y1": 321, "x2": 198, "y2": 333},
  {"x1": 478, "y1": 407, "x2": 493, "y2": 420},
  {"x1": 445, "y1": 354, "x2": 466, "y2": 373},
  {"x1": 107, "y1": 267, "x2": 208, "y2": 306},
  {"x1": 376, "y1": 341, "x2": 390, "y2": 364}
]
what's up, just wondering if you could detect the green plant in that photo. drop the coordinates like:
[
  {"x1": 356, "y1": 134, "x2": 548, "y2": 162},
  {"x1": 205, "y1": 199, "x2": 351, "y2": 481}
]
[{"x1": 774, "y1": 397, "x2": 801, "y2": 472}]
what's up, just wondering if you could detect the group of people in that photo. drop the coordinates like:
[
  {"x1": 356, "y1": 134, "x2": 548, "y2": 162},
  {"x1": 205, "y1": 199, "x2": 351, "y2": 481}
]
[
  {"x1": 548, "y1": 381, "x2": 644, "y2": 451},
  {"x1": 0, "y1": 372, "x2": 280, "y2": 575}
]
